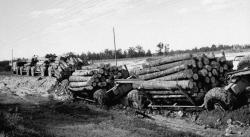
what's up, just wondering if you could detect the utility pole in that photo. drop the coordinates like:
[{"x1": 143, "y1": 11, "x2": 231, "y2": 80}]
[
  {"x1": 113, "y1": 27, "x2": 117, "y2": 66},
  {"x1": 11, "y1": 49, "x2": 13, "y2": 67}
]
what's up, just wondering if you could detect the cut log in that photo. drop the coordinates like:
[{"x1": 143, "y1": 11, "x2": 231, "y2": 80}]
[
  {"x1": 148, "y1": 54, "x2": 192, "y2": 67},
  {"x1": 203, "y1": 57, "x2": 210, "y2": 65},
  {"x1": 130, "y1": 80, "x2": 193, "y2": 90},
  {"x1": 152, "y1": 70, "x2": 192, "y2": 81},
  {"x1": 197, "y1": 61, "x2": 203, "y2": 69},
  {"x1": 151, "y1": 95, "x2": 185, "y2": 99},
  {"x1": 138, "y1": 64, "x2": 186, "y2": 80},
  {"x1": 208, "y1": 72, "x2": 212, "y2": 77},
  {"x1": 69, "y1": 76, "x2": 94, "y2": 82},
  {"x1": 145, "y1": 90, "x2": 185, "y2": 95},
  {"x1": 205, "y1": 77, "x2": 210, "y2": 84},
  {"x1": 212, "y1": 69, "x2": 218, "y2": 76},
  {"x1": 193, "y1": 73, "x2": 199, "y2": 80},
  {"x1": 72, "y1": 70, "x2": 95, "y2": 76},
  {"x1": 69, "y1": 81, "x2": 92, "y2": 88},
  {"x1": 135, "y1": 60, "x2": 192, "y2": 75},
  {"x1": 199, "y1": 69, "x2": 208, "y2": 77},
  {"x1": 205, "y1": 65, "x2": 212, "y2": 72},
  {"x1": 68, "y1": 86, "x2": 94, "y2": 91}
]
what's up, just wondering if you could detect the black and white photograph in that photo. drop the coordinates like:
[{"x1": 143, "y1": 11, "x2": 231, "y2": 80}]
[{"x1": 0, "y1": 0, "x2": 250, "y2": 136}]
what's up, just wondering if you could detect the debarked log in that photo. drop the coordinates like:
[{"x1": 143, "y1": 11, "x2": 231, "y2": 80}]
[
  {"x1": 68, "y1": 86, "x2": 94, "y2": 91},
  {"x1": 138, "y1": 65, "x2": 186, "y2": 80},
  {"x1": 69, "y1": 76, "x2": 94, "y2": 82},
  {"x1": 148, "y1": 53, "x2": 192, "y2": 67},
  {"x1": 131, "y1": 80, "x2": 193, "y2": 90},
  {"x1": 69, "y1": 81, "x2": 92, "y2": 88}
]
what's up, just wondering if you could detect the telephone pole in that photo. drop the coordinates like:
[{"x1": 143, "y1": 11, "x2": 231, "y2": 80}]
[
  {"x1": 113, "y1": 27, "x2": 117, "y2": 66},
  {"x1": 11, "y1": 49, "x2": 13, "y2": 67}
]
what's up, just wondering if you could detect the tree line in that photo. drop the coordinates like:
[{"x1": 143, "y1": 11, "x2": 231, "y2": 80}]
[{"x1": 62, "y1": 43, "x2": 250, "y2": 61}]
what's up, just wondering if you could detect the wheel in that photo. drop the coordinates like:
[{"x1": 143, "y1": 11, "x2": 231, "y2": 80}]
[
  {"x1": 20, "y1": 67, "x2": 23, "y2": 75},
  {"x1": 204, "y1": 87, "x2": 233, "y2": 111},
  {"x1": 16, "y1": 67, "x2": 19, "y2": 75},
  {"x1": 40, "y1": 67, "x2": 45, "y2": 77},
  {"x1": 237, "y1": 55, "x2": 250, "y2": 70},
  {"x1": 26, "y1": 66, "x2": 30, "y2": 76},
  {"x1": 93, "y1": 89, "x2": 107, "y2": 105},
  {"x1": 48, "y1": 66, "x2": 52, "y2": 77},
  {"x1": 31, "y1": 67, "x2": 35, "y2": 76},
  {"x1": 127, "y1": 89, "x2": 145, "y2": 109}
]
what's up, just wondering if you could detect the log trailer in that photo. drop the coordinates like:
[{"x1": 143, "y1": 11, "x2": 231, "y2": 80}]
[{"x1": 93, "y1": 55, "x2": 250, "y2": 111}]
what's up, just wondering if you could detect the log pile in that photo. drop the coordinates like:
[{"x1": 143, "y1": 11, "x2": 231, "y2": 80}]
[
  {"x1": 49, "y1": 56, "x2": 85, "y2": 80},
  {"x1": 68, "y1": 64, "x2": 129, "y2": 98},
  {"x1": 133, "y1": 53, "x2": 233, "y2": 104}
]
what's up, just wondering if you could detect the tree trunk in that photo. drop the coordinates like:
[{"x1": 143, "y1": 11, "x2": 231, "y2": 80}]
[
  {"x1": 130, "y1": 80, "x2": 193, "y2": 90},
  {"x1": 69, "y1": 81, "x2": 92, "y2": 88},
  {"x1": 152, "y1": 69, "x2": 192, "y2": 81},
  {"x1": 69, "y1": 76, "x2": 94, "y2": 82},
  {"x1": 136, "y1": 60, "x2": 193, "y2": 75},
  {"x1": 148, "y1": 53, "x2": 192, "y2": 67},
  {"x1": 138, "y1": 64, "x2": 186, "y2": 80}
]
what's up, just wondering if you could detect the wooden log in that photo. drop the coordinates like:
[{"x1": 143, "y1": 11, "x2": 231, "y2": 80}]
[
  {"x1": 208, "y1": 72, "x2": 212, "y2": 77},
  {"x1": 148, "y1": 53, "x2": 192, "y2": 67},
  {"x1": 219, "y1": 67, "x2": 224, "y2": 73},
  {"x1": 132, "y1": 80, "x2": 193, "y2": 90},
  {"x1": 223, "y1": 64, "x2": 228, "y2": 71},
  {"x1": 205, "y1": 77, "x2": 210, "y2": 84},
  {"x1": 69, "y1": 76, "x2": 94, "y2": 82},
  {"x1": 210, "y1": 61, "x2": 220, "y2": 70},
  {"x1": 152, "y1": 70, "x2": 192, "y2": 81},
  {"x1": 151, "y1": 95, "x2": 185, "y2": 99},
  {"x1": 212, "y1": 69, "x2": 218, "y2": 76},
  {"x1": 191, "y1": 59, "x2": 197, "y2": 68},
  {"x1": 135, "y1": 60, "x2": 192, "y2": 75},
  {"x1": 72, "y1": 70, "x2": 94, "y2": 76},
  {"x1": 68, "y1": 86, "x2": 94, "y2": 91},
  {"x1": 199, "y1": 69, "x2": 208, "y2": 77},
  {"x1": 205, "y1": 65, "x2": 212, "y2": 72},
  {"x1": 203, "y1": 57, "x2": 210, "y2": 65},
  {"x1": 193, "y1": 73, "x2": 199, "y2": 80},
  {"x1": 138, "y1": 64, "x2": 186, "y2": 80},
  {"x1": 145, "y1": 90, "x2": 183, "y2": 95},
  {"x1": 197, "y1": 61, "x2": 203, "y2": 69},
  {"x1": 210, "y1": 76, "x2": 216, "y2": 84},
  {"x1": 69, "y1": 81, "x2": 92, "y2": 88}
]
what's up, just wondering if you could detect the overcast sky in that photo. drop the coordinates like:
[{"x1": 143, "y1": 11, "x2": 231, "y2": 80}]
[{"x1": 0, "y1": 0, "x2": 249, "y2": 60}]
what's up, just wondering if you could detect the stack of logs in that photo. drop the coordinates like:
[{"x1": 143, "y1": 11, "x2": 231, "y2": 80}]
[
  {"x1": 134, "y1": 53, "x2": 233, "y2": 104},
  {"x1": 68, "y1": 64, "x2": 129, "y2": 98},
  {"x1": 49, "y1": 56, "x2": 84, "y2": 80}
]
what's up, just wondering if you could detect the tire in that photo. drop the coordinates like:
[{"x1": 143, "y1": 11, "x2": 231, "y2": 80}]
[
  {"x1": 204, "y1": 87, "x2": 233, "y2": 111},
  {"x1": 127, "y1": 89, "x2": 144, "y2": 109},
  {"x1": 26, "y1": 66, "x2": 30, "y2": 76},
  {"x1": 48, "y1": 66, "x2": 52, "y2": 77},
  {"x1": 31, "y1": 67, "x2": 35, "y2": 76},
  {"x1": 16, "y1": 67, "x2": 19, "y2": 75},
  {"x1": 20, "y1": 67, "x2": 23, "y2": 75},
  {"x1": 93, "y1": 89, "x2": 107, "y2": 105},
  {"x1": 40, "y1": 67, "x2": 45, "y2": 77},
  {"x1": 237, "y1": 55, "x2": 250, "y2": 70}
]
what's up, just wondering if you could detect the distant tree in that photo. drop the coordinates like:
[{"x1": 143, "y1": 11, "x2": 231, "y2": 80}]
[
  {"x1": 136, "y1": 45, "x2": 145, "y2": 57},
  {"x1": 146, "y1": 49, "x2": 152, "y2": 56},
  {"x1": 164, "y1": 44, "x2": 170, "y2": 55},
  {"x1": 156, "y1": 42, "x2": 164, "y2": 55},
  {"x1": 45, "y1": 53, "x2": 57, "y2": 61},
  {"x1": 65, "y1": 52, "x2": 77, "y2": 58},
  {"x1": 127, "y1": 47, "x2": 137, "y2": 57}
]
